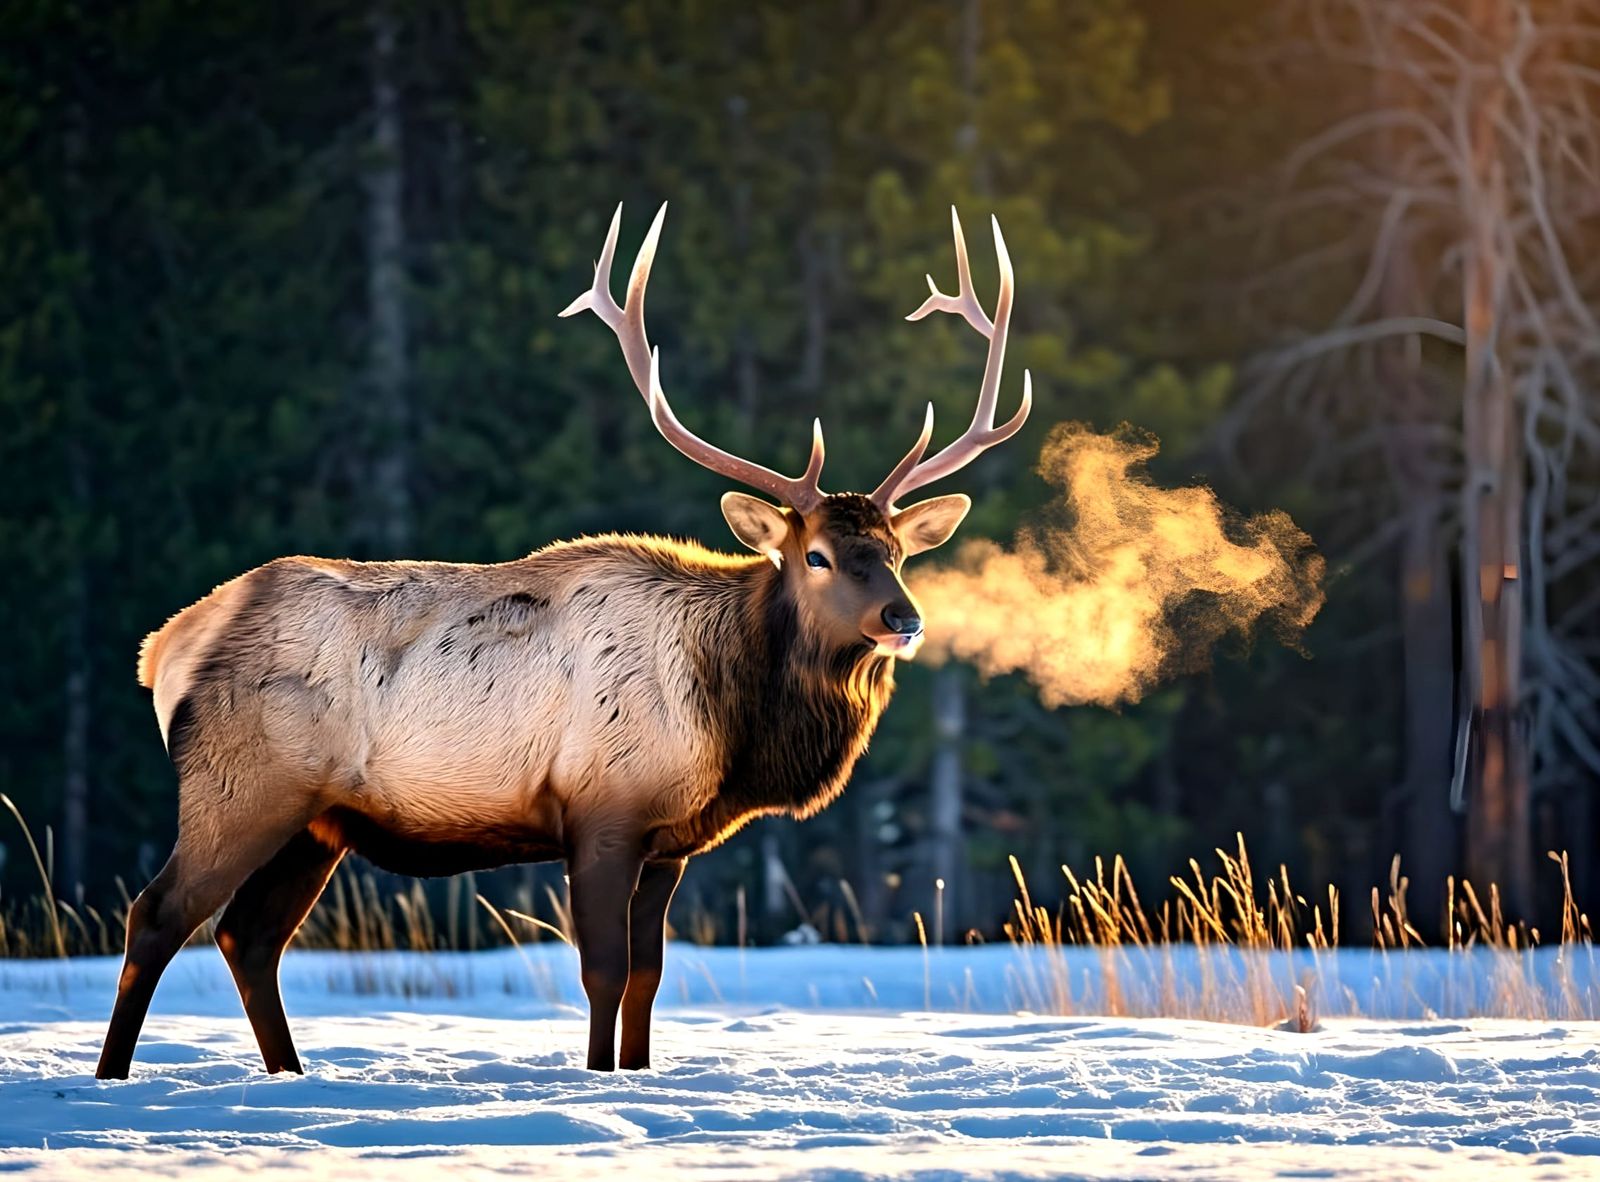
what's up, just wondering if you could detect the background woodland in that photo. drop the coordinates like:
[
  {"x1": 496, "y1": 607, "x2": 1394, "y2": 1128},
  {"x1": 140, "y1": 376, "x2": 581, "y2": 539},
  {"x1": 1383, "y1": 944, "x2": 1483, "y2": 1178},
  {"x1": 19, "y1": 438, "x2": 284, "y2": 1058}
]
[{"x1": 3, "y1": 0, "x2": 1597, "y2": 943}]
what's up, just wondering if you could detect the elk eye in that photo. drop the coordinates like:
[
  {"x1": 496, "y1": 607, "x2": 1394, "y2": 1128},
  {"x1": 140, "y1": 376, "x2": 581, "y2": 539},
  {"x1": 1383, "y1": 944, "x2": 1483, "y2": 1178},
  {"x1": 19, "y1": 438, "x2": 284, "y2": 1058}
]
[{"x1": 805, "y1": 550, "x2": 831, "y2": 570}]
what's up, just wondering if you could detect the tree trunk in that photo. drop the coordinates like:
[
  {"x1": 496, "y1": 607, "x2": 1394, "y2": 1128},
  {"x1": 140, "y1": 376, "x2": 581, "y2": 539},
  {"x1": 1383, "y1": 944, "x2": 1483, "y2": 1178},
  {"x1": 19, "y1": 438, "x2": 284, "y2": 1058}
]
[
  {"x1": 365, "y1": 0, "x2": 410, "y2": 555},
  {"x1": 761, "y1": 830, "x2": 789, "y2": 937},
  {"x1": 919, "y1": 0, "x2": 987, "y2": 946},
  {"x1": 60, "y1": 99, "x2": 92, "y2": 895},
  {"x1": 1396, "y1": 502, "x2": 1457, "y2": 934},
  {"x1": 1372, "y1": 41, "x2": 1457, "y2": 936},
  {"x1": 957, "y1": 0, "x2": 987, "y2": 191},
  {"x1": 727, "y1": 94, "x2": 759, "y2": 432},
  {"x1": 929, "y1": 665, "x2": 965, "y2": 943},
  {"x1": 1459, "y1": 0, "x2": 1531, "y2": 915},
  {"x1": 797, "y1": 221, "x2": 828, "y2": 395},
  {"x1": 61, "y1": 457, "x2": 90, "y2": 895}
]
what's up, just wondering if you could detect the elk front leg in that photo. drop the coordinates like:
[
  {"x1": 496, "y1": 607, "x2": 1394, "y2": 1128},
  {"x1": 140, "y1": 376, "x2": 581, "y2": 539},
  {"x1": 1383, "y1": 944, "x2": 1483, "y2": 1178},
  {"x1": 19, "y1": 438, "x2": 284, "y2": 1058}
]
[
  {"x1": 567, "y1": 835, "x2": 643, "y2": 1071},
  {"x1": 619, "y1": 857, "x2": 685, "y2": 1070}
]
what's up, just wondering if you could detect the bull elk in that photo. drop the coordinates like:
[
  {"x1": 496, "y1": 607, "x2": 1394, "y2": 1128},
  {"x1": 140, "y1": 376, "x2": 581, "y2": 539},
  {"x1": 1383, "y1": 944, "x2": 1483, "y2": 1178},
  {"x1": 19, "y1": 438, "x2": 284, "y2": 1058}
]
[{"x1": 96, "y1": 204, "x2": 1030, "y2": 1078}]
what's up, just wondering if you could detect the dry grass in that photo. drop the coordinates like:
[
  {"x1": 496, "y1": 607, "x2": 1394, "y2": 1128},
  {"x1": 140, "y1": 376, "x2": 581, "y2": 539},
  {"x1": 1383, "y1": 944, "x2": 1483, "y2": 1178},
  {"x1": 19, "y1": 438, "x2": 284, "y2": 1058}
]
[
  {"x1": 2, "y1": 795, "x2": 1593, "y2": 1022},
  {"x1": 1000, "y1": 836, "x2": 1595, "y2": 1024}
]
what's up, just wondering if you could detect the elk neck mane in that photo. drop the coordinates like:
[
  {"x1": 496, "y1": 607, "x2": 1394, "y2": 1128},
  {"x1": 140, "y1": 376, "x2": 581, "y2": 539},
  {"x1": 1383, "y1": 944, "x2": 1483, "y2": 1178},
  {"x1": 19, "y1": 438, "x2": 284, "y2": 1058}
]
[{"x1": 559, "y1": 531, "x2": 897, "y2": 847}]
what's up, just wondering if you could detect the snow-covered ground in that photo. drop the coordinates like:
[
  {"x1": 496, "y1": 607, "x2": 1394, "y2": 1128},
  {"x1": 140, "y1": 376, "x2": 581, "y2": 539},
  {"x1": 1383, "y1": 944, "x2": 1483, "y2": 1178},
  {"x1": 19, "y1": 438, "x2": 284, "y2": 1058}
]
[{"x1": 2, "y1": 946, "x2": 1597, "y2": 1179}]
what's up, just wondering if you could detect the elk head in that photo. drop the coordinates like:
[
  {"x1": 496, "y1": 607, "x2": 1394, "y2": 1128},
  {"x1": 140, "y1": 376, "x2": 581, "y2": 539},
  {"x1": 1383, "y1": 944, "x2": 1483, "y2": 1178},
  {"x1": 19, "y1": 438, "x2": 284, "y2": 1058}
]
[{"x1": 560, "y1": 204, "x2": 1031, "y2": 658}]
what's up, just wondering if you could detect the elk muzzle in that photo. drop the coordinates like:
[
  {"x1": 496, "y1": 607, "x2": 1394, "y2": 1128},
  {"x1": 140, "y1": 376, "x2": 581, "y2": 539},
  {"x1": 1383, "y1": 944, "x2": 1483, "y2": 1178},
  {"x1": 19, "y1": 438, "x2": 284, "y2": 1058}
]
[
  {"x1": 881, "y1": 604, "x2": 922, "y2": 638},
  {"x1": 867, "y1": 600, "x2": 925, "y2": 657}
]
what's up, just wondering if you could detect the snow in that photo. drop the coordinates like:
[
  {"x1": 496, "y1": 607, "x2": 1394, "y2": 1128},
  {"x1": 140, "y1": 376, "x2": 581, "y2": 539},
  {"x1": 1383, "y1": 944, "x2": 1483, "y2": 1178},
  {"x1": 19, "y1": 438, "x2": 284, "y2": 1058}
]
[{"x1": 2, "y1": 946, "x2": 1598, "y2": 1179}]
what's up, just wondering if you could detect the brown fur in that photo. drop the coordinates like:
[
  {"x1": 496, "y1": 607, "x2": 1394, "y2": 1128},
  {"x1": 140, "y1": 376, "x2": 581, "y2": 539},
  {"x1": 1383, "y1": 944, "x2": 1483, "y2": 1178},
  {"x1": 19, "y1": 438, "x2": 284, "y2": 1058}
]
[{"x1": 97, "y1": 493, "x2": 963, "y2": 1079}]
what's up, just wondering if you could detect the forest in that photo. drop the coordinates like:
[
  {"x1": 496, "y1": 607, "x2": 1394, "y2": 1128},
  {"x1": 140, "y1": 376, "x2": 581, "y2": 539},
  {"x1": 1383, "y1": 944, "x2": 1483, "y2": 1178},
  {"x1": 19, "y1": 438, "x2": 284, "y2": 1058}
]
[{"x1": 3, "y1": 0, "x2": 1597, "y2": 945}]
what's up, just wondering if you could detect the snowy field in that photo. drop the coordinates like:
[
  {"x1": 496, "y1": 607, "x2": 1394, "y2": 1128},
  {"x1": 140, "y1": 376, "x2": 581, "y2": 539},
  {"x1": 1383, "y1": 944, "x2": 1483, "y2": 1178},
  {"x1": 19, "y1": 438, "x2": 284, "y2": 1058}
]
[{"x1": 2, "y1": 945, "x2": 1598, "y2": 1180}]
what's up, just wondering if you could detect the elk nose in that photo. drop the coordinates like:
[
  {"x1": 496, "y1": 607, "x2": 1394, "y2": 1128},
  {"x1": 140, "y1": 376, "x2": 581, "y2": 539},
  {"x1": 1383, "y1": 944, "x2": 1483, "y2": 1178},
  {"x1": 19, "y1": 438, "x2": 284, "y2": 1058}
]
[{"x1": 881, "y1": 605, "x2": 923, "y2": 637}]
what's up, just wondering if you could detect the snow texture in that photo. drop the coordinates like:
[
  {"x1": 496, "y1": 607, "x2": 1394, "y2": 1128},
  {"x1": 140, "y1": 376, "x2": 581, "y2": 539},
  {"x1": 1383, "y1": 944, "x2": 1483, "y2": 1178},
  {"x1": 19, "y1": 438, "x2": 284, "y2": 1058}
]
[{"x1": 1, "y1": 946, "x2": 1597, "y2": 1180}]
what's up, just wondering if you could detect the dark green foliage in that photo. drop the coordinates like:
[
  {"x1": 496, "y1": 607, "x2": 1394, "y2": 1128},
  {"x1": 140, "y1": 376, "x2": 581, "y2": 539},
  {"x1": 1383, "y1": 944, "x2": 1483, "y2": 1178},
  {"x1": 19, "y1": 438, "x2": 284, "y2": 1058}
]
[{"x1": 8, "y1": 0, "x2": 1568, "y2": 942}]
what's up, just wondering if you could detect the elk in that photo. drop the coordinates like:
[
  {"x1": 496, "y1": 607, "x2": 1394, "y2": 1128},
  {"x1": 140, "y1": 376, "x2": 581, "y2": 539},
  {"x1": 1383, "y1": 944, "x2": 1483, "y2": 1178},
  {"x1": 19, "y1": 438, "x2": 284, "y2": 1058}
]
[{"x1": 95, "y1": 204, "x2": 1030, "y2": 1079}]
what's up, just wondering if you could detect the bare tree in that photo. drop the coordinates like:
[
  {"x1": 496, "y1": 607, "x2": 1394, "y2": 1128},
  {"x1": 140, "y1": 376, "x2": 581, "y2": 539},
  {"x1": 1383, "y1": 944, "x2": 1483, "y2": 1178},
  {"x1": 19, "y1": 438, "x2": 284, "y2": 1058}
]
[{"x1": 1233, "y1": 0, "x2": 1600, "y2": 917}]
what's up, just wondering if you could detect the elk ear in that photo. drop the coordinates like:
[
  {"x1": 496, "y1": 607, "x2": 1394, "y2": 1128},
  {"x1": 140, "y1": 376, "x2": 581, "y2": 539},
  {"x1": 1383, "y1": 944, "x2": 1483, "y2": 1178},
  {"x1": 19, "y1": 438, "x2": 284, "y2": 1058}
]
[
  {"x1": 892, "y1": 493, "x2": 971, "y2": 557},
  {"x1": 721, "y1": 492, "x2": 792, "y2": 564}
]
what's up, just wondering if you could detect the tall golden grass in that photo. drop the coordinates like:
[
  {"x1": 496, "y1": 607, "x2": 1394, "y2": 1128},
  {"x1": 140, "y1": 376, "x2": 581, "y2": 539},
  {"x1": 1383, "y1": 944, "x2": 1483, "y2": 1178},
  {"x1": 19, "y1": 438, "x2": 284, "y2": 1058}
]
[
  {"x1": 995, "y1": 835, "x2": 1594, "y2": 1025},
  {"x1": 2, "y1": 794, "x2": 1593, "y2": 1022}
]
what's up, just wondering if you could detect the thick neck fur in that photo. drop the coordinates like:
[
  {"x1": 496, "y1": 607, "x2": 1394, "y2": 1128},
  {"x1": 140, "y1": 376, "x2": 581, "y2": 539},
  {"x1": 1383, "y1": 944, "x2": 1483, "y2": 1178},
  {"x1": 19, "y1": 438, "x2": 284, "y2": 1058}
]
[{"x1": 678, "y1": 555, "x2": 896, "y2": 847}]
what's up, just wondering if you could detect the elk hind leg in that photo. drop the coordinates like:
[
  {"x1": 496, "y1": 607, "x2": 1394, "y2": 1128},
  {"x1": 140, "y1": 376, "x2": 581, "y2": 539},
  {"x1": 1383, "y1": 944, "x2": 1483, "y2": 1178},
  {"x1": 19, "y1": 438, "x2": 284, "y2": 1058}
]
[
  {"x1": 96, "y1": 780, "x2": 317, "y2": 1080},
  {"x1": 215, "y1": 827, "x2": 346, "y2": 1075}
]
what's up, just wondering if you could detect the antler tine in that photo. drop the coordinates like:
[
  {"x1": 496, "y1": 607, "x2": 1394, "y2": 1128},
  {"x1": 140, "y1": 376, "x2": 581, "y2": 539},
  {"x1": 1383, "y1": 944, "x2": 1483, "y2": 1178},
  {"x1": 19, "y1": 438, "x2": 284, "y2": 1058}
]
[
  {"x1": 619, "y1": 203, "x2": 668, "y2": 395},
  {"x1": 561, "y1": 204, "x2": 827, "y2": 513},
  {"x1": 557, "y1": 203, "x2": 655, "y2": 396},
  {"x1": 557, "y1": 203, "x2": 624, "y2": 325},
  {"x1": 905, "y1": 206, "x2": 994, "y2": 337},
  {"x1": 869, "y1": 402, "x2": 935, "y2": 507},
  {"x1": 873, "y1": 209, "x2": 1033, "y2": 510}
]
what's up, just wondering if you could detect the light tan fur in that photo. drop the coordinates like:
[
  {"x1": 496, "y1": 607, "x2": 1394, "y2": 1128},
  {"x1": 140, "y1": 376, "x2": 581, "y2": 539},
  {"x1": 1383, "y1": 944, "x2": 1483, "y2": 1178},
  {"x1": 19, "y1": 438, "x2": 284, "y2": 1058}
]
[
  {"x1": 142, "y1": 537, "x2": 766, "y2": 854},
  {"x1": 140, "y1": 570, "x2": 256, "y2": 745}
]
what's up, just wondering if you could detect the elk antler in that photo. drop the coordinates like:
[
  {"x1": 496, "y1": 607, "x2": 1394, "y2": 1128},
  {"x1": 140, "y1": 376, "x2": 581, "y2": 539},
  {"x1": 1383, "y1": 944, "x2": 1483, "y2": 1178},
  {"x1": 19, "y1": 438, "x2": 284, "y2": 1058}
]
[
  {"x1": 559, "y1": 204, "x2": 827, "y2": 513},
  {"x1": 870, "y1": 207, "x2": 1033, "y2": 511}
]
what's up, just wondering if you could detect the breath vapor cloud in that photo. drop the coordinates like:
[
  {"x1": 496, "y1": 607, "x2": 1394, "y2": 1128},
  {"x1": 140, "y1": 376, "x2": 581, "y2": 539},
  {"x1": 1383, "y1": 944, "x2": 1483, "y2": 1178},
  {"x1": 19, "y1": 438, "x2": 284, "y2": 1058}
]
[{"x1": 912, "y1": 423, "x2": 1325, "y2": 708}]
